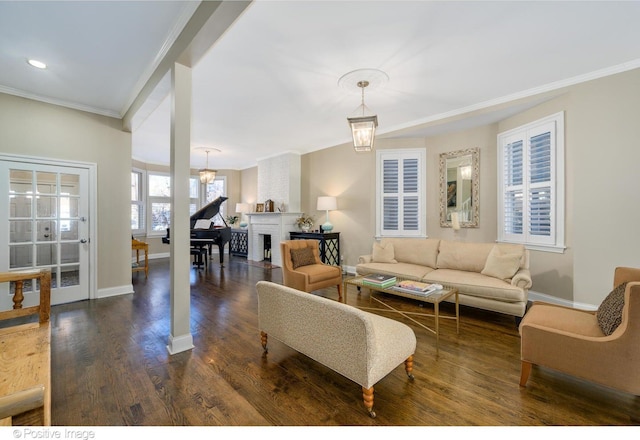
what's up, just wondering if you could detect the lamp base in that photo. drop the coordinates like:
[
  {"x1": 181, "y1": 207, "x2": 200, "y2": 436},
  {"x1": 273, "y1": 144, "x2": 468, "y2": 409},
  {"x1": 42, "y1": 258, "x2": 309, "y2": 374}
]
[{"x1": 322, "y1": 221, "x2": 334, "y2": 232}]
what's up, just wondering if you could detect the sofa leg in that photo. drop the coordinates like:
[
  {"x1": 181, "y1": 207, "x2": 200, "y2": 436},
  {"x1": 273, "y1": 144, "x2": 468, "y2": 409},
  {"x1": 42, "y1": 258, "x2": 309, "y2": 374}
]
[
  {"x1": 260, "y1": 331, "x2": 268, "y2": 353},
  {"x1": 405, "y1": 355, "x2": 415, "y2": 380},
  {"x1": 337, "y1": 283, "x2": 342, "y2": 302},
  {"x1": 519, "y1": 361, "x2": 532, "y2": 387},
  {"x1": 362, "y1": 386, "x2": 376, "y2": 418}
]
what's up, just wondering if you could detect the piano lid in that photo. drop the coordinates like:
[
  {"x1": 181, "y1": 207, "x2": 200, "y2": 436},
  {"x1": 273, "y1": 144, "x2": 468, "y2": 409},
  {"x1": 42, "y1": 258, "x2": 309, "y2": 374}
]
[{"x1": 191, "y1": 196, "x2": 228, "y2": 227}]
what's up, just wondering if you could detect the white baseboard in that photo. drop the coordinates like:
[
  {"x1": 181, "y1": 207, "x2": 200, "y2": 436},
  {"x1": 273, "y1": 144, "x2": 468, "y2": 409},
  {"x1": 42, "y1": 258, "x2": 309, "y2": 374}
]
[
  {"x1": 528, "y1": 289, "x2": 597, "y2": 311},
  {"x1": 167, "y1": 333, "x2": 194, "y2": 355},
  {"x1": 97, "y1": 284, "x2": 133, "y2": 299}
]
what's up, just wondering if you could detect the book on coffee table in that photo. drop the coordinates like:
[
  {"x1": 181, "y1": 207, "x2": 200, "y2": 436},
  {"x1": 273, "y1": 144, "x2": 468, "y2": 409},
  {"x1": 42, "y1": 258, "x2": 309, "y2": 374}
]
[
  {"x1": 396, "y1": 280, "x2": 435, "y2": 292},
  {"x1": 392, "y1": 281, "x2": 443, "y2": 296},
  {"x1": 362, "y1": 273, "x2": 397, "y2": 288}
]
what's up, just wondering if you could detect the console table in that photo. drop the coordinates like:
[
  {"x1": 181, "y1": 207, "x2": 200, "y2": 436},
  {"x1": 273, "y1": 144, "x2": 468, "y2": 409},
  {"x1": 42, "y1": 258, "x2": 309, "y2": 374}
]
[
  {"x1": 230, "y1": 229, "x2": 248, "y2": 257},
  {"x1": 289, "y1": 231, "x2": 340, "y2": 266}
]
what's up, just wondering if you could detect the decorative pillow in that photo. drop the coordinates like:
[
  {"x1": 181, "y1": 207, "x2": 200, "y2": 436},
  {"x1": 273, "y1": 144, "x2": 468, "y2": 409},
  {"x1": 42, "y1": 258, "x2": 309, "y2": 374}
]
[
  {"x1": 372, "y1": 242, "x2": 397, "y2": 264},
  {"x1": 480, "y1": 246, "x2": 522, "y2": 281},
  {"x1": 290, "y1": 247, "x2": 316, "y2": 269},
  {"x1": 597, "y1": 282, "x2": 627, "y2": 336}
]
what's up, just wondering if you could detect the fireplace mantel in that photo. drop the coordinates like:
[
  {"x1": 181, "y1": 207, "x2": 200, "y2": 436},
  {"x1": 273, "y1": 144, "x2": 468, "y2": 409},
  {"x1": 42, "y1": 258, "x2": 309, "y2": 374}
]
[{"x1": 246, "y1": 212, "x2": 301, "y2": 267}]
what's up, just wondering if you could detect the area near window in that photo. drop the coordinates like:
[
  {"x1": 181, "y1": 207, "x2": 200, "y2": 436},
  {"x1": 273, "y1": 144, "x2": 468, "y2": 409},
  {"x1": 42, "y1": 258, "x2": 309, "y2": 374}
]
[
  {"x1": 132, "y1": 170, "x2": 227, "y2": 236},
  {"x1": 375, "y1": 148, "x2": 426, "y2": 238},
  {"x1": 497, "y1": 112, "x2": 565, "y2": 252}
]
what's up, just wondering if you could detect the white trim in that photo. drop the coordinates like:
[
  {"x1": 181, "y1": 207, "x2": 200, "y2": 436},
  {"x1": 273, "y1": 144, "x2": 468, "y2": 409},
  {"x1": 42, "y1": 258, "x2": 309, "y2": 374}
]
[
  {"x1": 528, "y1": 289, "x2": 597, "y2": 311},
  {"x1": 97, "y1": 284, "x2": 134, "y2": 299},
  {"x1": 167, "y1": 333, "x2": 194, "y2": 355}
]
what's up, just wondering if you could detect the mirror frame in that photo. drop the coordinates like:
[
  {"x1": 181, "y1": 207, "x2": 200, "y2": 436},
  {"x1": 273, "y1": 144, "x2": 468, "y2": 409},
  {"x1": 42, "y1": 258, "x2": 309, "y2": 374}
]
[{"x1": 439, "y1": 147, "x2": 480, "y2": 228}]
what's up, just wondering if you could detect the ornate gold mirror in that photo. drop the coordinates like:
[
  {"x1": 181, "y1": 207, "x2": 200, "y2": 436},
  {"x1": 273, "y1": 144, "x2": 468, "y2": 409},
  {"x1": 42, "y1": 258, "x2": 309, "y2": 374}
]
[{"x1": 439, "y1": 148, "x2": 479, "y2": 228}]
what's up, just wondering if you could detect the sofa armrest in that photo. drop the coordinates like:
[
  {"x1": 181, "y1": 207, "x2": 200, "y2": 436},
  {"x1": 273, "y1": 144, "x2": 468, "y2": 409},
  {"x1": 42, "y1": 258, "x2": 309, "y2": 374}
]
[
  {"x1": 512, "y1": 268, "x2": 532, "y2": 290},
  {"x1": 358, "y1": 255, "x2": 373, "y2": 264}
]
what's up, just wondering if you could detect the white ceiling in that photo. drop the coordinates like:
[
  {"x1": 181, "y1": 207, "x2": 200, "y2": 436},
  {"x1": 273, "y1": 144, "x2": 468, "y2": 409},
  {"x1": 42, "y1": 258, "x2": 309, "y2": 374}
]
[{"x1": 2, "y1": 1, "x2": 640, "y2": 171}]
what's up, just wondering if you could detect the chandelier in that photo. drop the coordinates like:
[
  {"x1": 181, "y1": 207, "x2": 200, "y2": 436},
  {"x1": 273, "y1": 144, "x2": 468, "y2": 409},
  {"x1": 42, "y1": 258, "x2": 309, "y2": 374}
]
[{"x1": 199, "y1": 150, "x2": 217, "y2": 184}]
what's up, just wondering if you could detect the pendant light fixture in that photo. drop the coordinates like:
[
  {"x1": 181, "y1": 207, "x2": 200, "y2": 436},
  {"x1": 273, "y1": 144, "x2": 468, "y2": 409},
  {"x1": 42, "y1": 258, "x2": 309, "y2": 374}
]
[
  {"x1": 199, "y1": 149, "x2": 217, "y2": 184},
  {"x1": 347, "y1": 80, "x2": 378, "y2": 152},
  {"x1": 339, "y1": 68, "x2": 388, "y2": 153}
]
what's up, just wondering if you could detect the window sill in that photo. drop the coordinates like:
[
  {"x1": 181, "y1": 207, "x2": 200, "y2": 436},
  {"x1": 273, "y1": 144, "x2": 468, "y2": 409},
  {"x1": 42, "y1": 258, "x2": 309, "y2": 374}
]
[{"x1": 498, "y1": 240, "x2": 566, "y2": 254}]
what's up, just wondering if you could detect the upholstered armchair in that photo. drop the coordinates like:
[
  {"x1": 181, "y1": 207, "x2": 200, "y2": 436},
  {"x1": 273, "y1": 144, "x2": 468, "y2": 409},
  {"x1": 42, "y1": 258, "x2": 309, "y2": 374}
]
[
  {"x1": 519, "y1": 267, "x2": 640, "y2": 395},
  {"x1": 280, "y1": 239, "x2": 342, "y2": 300}
]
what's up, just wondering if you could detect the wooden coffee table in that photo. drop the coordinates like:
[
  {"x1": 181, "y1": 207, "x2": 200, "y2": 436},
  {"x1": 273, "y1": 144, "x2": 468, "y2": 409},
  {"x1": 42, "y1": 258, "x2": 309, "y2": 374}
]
[{"x1": 343, "y1": 275, "x2": 459, "y2": 355}]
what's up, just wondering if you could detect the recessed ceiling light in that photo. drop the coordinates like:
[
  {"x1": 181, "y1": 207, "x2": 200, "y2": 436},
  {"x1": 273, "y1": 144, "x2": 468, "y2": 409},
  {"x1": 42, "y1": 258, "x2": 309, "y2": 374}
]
[{"x1": 27, "y1": 59, "x2": 47, "y2": 69}]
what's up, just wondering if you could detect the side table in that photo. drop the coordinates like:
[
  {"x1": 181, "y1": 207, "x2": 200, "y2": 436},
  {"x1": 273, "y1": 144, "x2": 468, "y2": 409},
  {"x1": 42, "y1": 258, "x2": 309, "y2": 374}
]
[{"x1": 289, "y1": 231, "x2": 340, "y2": 266}]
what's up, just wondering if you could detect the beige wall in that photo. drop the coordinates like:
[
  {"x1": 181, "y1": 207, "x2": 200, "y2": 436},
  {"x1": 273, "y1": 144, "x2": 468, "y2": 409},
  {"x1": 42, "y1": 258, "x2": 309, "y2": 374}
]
[
  {"x1": 0, "y1": 92, "x2": 131, "y2": 295},
  {"x1": 295, "y1": 68, "x2": 640, "y2": 308}
]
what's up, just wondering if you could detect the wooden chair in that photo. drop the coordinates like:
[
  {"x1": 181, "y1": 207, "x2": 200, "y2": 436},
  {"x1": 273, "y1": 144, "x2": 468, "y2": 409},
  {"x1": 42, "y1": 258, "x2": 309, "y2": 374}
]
[
  {"x1": 280, "y1": 239, "x2": 342, "y2": 300},
  {"x1": 519, "y1": 267, "x2": 640, "y2": 395},
  {"x1": 0, "y1": 269, "x2": 52, "y2": 426}
]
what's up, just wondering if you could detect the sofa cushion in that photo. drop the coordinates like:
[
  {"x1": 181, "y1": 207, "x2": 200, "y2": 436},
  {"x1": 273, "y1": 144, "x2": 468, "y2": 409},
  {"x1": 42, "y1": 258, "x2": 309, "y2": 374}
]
[
  {"x1": 380, "y1": 238, "x2": 440, "y2": 267},
  {"x1": 596, "y1": 282, "x2": 627, "y2": 336},
  {"x1": 423, "y1": 269, "x2": 525, "y2": 303},
  {"x1": 295, "y1": 263, "x2": 342, "y2": 284},
  {"x1": 356, "y1": 262, "x2": 435, "y2": 280},
  {"x1": 372, "y1": 241, "x2": 397, "y2": 263},
  {"x1": 436, "y1": 241, "x2": 495, "y2": 272},
  {"x1": 290, "y1": 247, "x2": 316, "y2": 269},
  {"x1": 481, "y1": 245, "x2": 523, "y2": 281}
]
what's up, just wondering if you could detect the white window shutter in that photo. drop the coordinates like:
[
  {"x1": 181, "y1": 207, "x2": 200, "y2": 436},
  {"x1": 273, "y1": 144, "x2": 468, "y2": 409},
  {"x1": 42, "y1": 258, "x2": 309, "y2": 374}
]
[{"x1": 376, "y1": 149, "x2": 425, "y2": 237}]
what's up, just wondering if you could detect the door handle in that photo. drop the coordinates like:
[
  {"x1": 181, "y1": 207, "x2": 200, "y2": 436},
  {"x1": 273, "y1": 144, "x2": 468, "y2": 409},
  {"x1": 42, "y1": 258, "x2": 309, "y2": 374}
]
[{"x1": 80, "y1": 239, "x2": 88, "y2": 243}]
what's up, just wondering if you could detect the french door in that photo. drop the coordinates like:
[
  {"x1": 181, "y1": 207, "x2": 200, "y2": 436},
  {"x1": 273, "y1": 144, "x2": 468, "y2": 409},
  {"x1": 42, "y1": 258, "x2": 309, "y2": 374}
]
[{"x1": 0, "y1": 159, "x2": 91, "y2": 308}]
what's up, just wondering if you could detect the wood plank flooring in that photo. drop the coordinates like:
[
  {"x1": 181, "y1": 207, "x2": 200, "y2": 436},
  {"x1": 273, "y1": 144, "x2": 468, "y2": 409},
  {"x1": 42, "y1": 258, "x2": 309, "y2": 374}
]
[{"x1": 49, "y1": 257, "x2": 639, "y2": 426}]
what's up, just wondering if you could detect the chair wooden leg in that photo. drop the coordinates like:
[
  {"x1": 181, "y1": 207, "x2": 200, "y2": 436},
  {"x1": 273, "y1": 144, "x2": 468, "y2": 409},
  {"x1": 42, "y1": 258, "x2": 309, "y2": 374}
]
[
  {"x1": 336, "y1": 283, "x2": 342, "y2": 302},
  {"x1": 260, "y1": 331, "x2": 268, "y2": 353},
  {"x1": 405, "y1": 355, "x2": 415, "y2": 380},
  {"x1": 519, "y1": 361, "x2": 532, "y2": 387},
  {"x1": 362, "y1": 386, "x2": 376, "y2": 418}
]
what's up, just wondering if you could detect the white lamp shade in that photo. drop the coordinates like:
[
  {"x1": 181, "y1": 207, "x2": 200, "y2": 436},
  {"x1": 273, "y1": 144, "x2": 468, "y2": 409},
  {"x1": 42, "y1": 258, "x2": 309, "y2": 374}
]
[
  {"x1": 317, "y1": 196, "x2": 337, "y2": 211},
  {"x1": 235, "y1": 203, "x2": 249, "y2": 213}
]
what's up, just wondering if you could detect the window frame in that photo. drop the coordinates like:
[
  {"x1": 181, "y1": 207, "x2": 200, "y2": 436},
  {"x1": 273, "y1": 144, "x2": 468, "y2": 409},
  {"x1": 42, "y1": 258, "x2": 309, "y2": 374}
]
[
  {"x1": 375, "y1": 148, "x2": 426, "y2": 238},
  {"x1": 145, "y1": 172, "x2": 200, "y2": 236},
  {"x1": 497, "y1": 111, "x2": 565, "y2": 253},
  {"x1": 131, "y1": 168, "x2": 145, "y2": 236}
]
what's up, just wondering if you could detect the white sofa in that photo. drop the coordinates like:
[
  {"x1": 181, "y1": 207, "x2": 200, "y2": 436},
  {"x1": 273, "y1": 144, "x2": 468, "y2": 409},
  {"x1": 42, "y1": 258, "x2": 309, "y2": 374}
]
[
  {"x1": 256, "y1": 280, "x2": 416, "y2": 418},
  {"x1": 356, "y1": 238, "x2": 532, "y2": 318}
]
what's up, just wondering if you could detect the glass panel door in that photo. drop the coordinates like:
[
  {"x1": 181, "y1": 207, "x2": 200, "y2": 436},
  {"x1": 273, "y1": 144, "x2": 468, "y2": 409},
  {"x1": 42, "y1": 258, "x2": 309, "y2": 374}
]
[{"x1": 1, "y1": 161, "x2": 89, "y2": 309}]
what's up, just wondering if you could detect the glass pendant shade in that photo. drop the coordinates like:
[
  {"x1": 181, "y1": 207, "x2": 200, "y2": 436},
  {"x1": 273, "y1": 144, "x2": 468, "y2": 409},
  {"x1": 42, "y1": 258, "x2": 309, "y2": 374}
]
[
  {"x1": 346, "y1": 79, "x2": 378, "y2": 152},
  {"x1": 199, "y1": 169, "x2": 216, "y2": 183},
  {"x1": 348, "y1": 115, "x2": 378, "y2": 152},
  {"x1": 199, "y1": 149, "x2": 217, "y2": 183}
]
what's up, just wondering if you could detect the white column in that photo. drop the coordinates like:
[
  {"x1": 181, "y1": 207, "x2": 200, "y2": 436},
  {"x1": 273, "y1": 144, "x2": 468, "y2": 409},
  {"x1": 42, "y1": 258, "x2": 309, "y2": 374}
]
[{"x1": 167, "y1": 62, "x2": 194, "y2": 355}]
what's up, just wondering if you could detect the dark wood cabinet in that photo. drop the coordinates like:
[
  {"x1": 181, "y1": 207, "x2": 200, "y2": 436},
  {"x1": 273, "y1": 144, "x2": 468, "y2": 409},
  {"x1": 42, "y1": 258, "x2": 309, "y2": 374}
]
[{"x1": 289, "y1": 231, "x2": 340, "y2": 266}]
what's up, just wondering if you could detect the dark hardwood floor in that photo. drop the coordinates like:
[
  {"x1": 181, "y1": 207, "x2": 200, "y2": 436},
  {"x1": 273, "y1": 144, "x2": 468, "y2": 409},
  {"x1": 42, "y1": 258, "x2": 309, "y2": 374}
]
[{"x1": 49, "y1": 257, "x2": 639, "y2": 426}]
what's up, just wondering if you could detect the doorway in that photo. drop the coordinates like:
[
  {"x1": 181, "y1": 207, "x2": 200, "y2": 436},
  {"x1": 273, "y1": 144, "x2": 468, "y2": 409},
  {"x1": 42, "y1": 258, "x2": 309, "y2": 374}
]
[{"x1": 0, "y1": 157, "x2": 94, "y2": 308}]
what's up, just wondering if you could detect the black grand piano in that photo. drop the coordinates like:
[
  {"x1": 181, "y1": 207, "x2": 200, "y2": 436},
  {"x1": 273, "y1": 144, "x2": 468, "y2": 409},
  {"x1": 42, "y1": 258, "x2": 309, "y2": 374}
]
[{"x1": 162, "y1": 196, "x2": 232, "y2": 267}]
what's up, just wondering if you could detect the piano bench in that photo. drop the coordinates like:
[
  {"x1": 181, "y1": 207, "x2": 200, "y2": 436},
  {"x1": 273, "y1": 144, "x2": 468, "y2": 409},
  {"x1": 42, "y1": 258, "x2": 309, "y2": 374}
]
[{"x1": 190, "y1": 247, "x2": 208, "y2": 269}]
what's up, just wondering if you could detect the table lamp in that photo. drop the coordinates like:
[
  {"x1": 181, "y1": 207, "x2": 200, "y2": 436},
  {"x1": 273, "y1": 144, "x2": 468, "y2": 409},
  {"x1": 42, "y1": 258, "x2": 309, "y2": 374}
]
[
  {"x1": 236, "y1": 203, "x2": 249, "y2": 228},
  {"x1": 317, "y1": 196, "x2": 337, "y2": 232}
]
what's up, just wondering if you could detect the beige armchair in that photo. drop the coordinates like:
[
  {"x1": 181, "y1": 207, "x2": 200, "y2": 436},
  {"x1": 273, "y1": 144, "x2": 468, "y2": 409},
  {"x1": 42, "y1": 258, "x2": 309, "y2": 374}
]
[
  {"x1": 280, "y1": 239, "x2": 342, "y2": 300},
  {"x1": 519, "y1": 267, "x2": 640, "y2": 395}
]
